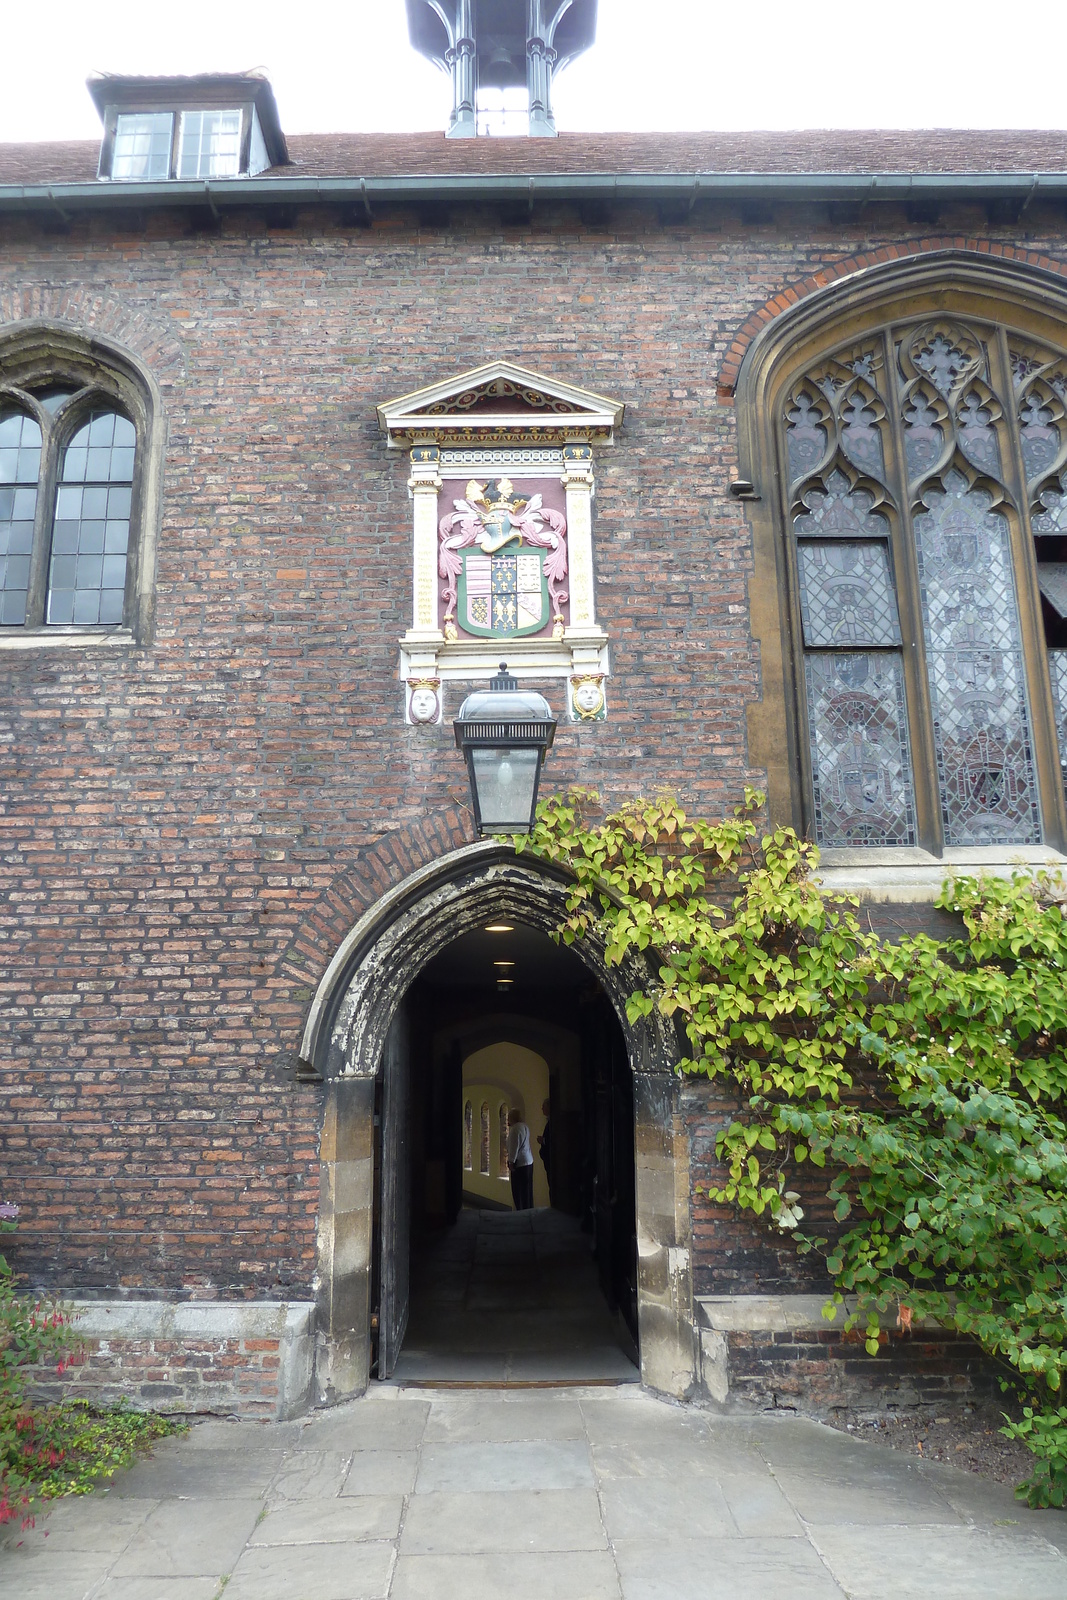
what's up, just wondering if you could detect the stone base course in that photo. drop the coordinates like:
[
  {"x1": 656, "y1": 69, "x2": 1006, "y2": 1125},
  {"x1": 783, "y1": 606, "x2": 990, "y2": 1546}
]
[
  {"x1": 697, "y1": 1295, "x2": 994, "y2": 1420},
  {"x1": 28, "y1": 1298, "x2": 315, "y2": 1421}
]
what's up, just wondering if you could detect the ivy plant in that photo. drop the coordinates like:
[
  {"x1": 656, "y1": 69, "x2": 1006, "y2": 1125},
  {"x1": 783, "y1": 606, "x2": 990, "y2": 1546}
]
[{"x1": 520, "y1": 788, "x2": 1067, "y2": 1508}]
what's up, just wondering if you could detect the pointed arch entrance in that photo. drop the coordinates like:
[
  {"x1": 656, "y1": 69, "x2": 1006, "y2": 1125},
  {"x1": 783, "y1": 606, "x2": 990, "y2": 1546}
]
[{"x1": 298, "y1": 842, "x2": 697, "y2": 1406}]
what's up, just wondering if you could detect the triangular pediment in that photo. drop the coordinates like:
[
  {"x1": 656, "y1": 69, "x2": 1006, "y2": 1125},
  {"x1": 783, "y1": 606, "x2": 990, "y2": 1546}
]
[{"x1": 377, "y1": 360, "x2": 623, "y2": 446}]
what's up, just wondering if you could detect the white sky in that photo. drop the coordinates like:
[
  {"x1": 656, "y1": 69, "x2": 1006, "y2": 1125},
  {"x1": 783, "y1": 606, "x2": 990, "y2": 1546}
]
[{"x1": 4, "y1": 0, "x2": 1066, "y2": 145}]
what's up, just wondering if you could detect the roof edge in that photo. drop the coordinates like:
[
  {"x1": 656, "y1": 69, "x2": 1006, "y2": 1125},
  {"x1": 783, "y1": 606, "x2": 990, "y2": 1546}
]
[{"x1": 0, "y1": 168, "x2": 1064, "y2": 215}]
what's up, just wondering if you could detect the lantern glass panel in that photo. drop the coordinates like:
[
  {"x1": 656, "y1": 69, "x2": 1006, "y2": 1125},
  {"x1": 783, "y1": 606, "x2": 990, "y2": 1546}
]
[{"x1": 470, "y1": 747, "x2": 541, "y2": 832}]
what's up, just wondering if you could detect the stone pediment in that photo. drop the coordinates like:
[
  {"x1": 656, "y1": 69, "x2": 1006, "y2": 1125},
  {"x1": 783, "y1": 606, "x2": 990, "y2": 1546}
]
[{"x1": 377, "y1": 360, "x2": 623, "y2": 447}]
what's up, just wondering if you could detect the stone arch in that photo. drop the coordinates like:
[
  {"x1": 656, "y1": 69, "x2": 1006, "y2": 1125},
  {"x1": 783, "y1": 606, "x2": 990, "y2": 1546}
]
[
  {"x1": 302, "y1": 841, "x2": 696, "y2": 1407},
  {"x1": 299, "y1": 840, "x2": 676, "y2": 1082}
]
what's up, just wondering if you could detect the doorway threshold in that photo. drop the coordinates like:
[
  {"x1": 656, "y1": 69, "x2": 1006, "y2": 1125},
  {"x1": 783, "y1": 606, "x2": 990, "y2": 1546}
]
[{"x1": 393, "y1": 1376, "x2": 631, "y2": 1390}]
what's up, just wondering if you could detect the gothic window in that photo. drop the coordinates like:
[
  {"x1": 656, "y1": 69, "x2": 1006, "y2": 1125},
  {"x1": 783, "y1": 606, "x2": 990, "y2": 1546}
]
[
  {"x1": 777, "y1": 308, "x2": 1067, "y2": 852},
  {"x1": 479, "y1": 1101, "x2": 490, "y2": 1175},
  {"x1": 463, "y1": 1100, "x2": 473, "y2": 1171},
  {"x1": 498, "y1": 1104, "x2": 509, "y2": 1179},
  {"x1": 0, "y1": 352, "x2": 153, "y2": 638}
]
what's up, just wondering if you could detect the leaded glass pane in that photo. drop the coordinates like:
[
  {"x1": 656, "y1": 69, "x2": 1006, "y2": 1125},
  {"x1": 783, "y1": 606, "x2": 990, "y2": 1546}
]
[
  {"x1": 1049, "y1": 651, "x2": 1067, "y2": 800},
  {"x1": 0, "y1": 412, "x2": 41, "y2": 627},
  {"x1": 957, "y1": 391, "x2": 1001, "y2": 476},
  {"x1": 177, "y1": 111, "x2": 242, "y2": 180},
  {"x1": 797, "y1": 542, "x2": 900, "y2": 647},
  {"x1": 903, "y1": 393, "x2": 943, "y2": 480},
  {"x1": 112, "y1": 113, "x2": 172, "y2": 180},
  {"x1": 805, "y1": 652, "x2": 916, "y2": 846},
  {"x1": 914, "y1": 471, "x2": 1040, "y2": 845},
  {"x1": 1033, "y1": 479, "x2": 1067, "y2": 535},
  {"x1": 793, "y1": 471, "x2": 888, "y2": 539},
  {"x1": 785, "y1": 391, "x2": 826, "y2": 485},
  {"x1": 47, "y1": 410, "x2": 134, "y2": 627},
  {"x1": 840, "y1": 392, "x2": 885, "y2": 479},
  {"x1": 1019, "y1": 392, "x2": 1060, "y2": 482}
]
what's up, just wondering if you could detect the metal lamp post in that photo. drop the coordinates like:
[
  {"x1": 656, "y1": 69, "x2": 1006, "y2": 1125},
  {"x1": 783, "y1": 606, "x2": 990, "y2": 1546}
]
[{"x1": 453, "y1": 663, "x2": 557, "y2": 835}]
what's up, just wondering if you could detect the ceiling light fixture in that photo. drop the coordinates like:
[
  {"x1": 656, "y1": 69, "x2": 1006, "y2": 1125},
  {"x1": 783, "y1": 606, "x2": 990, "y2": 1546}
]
[
  {"x1": 485, "y1": 923, "x2": 514, "y2": 933},
  {"x1": 493, "y1": 960, "x2": 515, "y2": 968}
]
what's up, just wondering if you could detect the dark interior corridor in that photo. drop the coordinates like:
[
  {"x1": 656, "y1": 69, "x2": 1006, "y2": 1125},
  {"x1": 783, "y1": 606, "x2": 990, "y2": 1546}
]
[{"x1": 373, "y1": 919, "x2": 640, "y2": 1385}]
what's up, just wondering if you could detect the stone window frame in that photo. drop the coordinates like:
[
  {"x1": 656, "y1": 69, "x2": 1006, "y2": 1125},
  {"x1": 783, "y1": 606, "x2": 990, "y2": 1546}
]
[
  {"x1": 736, "y1": 252, "x2": 1067, "y2": 893},
  {"x1": 0, "y1": 321, "x2": 164, "y2": 650}
]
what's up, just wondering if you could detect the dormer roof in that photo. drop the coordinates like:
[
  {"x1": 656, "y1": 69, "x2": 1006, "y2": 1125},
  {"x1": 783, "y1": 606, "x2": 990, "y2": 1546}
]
[{"x1": 88, "y1": 71, "x2": 289, "y2": 171}]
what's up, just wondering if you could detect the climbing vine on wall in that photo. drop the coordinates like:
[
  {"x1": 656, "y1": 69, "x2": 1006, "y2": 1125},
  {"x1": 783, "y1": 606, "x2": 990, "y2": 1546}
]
[{"x1": 520, "y1": 788, "x2": 1067, "y2": 1507}]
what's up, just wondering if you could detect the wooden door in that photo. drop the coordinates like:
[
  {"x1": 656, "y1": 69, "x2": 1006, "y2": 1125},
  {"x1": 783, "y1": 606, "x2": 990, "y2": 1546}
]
[{"x1": 377, "y1": 1008, "x2": 411, "y2": 1380}]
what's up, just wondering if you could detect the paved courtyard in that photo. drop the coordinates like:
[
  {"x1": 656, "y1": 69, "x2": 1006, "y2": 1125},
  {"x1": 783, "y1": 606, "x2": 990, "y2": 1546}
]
[{"x1": 3, "y1": 1384, "x2": 1067, "y2": 1600}]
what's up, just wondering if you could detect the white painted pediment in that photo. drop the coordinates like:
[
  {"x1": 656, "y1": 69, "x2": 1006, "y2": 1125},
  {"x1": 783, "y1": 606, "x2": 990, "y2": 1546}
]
[{"x1": 377, "y1": 360, "x2": 623, "y2": 446}]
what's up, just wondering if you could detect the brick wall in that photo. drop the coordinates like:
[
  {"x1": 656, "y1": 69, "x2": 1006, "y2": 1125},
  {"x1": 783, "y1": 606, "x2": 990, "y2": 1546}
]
[{"x1": 1, "y1": 197, "x2": 1065, "y2": 1304}]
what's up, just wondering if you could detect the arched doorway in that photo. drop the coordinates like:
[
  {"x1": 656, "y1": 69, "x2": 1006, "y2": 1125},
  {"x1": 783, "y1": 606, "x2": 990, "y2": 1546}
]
[
  {"x1": 298, "y1": 842, "x2": 696, "y2": 1407},
  {"x1": 384, "y1": 919, "x2": 640, "y2": 1384}
]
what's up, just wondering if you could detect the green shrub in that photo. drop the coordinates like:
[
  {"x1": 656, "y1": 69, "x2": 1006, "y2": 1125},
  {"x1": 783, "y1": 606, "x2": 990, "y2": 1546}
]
[
  {"x1": 522, "y1": 788, "x2": 1067, "y2": 1507},
  {"x1": 0, "y1": 1206, "x2": 184, "y2": 1528}
]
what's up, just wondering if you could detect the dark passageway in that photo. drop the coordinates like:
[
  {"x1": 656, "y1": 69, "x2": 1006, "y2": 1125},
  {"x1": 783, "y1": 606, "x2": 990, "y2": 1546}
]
[
  {"x1": 391, "y1": 1208, "x2": 638, "y2": 1384},
  {"x1": 373, "y1": 920, "x2": 640, "y2": 1384}
]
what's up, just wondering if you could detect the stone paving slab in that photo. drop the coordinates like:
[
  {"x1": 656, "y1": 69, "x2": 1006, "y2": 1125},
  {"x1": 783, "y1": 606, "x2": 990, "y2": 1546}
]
[
  {"x1": 389, "y1": 1550, "x2": 622, "y2": 1599},
  {"x1": 809, "y1": 1524, "x2": 1067, "y2": 1600},
  {"x1": 416, "y1": 1437, "x2": 594, "y2": 1490},
  {"x1": 1, "y1": 1384, "x2": 1066, "y2": 1598}
]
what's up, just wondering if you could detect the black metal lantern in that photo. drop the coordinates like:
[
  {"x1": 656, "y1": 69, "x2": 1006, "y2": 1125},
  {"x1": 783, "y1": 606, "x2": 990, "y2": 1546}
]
[{"x1": 453, "y1": 663, "x2": 557, "y2": 835}]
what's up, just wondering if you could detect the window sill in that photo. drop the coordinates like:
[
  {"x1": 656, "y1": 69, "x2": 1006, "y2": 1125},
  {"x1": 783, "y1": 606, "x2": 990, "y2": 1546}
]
[
  {"x1": 816, "y1": 845, "x2": 1067, "y2": 903},
  {"x1": 0, "y1": 628, "x2": 134, "y2": 652}
]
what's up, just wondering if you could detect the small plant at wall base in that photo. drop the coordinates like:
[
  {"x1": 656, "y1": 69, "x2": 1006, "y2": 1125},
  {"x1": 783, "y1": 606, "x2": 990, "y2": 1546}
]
[
  {"x1": 519, "y1": 789, "x2": 1067, "y2": 1509},
  {"x1": 0, "y1": 1205, "x2": 181, "y2": 1527}
]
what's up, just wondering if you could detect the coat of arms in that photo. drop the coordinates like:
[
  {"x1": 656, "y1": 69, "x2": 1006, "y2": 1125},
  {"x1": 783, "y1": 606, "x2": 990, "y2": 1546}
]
[{"x1": 438, "y1": 478, "x2": 568, "y2": 641}]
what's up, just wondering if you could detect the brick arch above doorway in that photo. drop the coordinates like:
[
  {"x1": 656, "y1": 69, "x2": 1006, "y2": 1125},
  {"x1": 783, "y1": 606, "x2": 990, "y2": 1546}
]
[{"x1": 297, "y1": 840, "x2": 676, "y2": 1084}]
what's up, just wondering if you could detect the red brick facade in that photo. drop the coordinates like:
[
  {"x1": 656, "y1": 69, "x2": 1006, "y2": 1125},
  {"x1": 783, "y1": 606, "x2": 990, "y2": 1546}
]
[{"x1": 2, "y1": 168, "x2": 1065, "y2": 1326}]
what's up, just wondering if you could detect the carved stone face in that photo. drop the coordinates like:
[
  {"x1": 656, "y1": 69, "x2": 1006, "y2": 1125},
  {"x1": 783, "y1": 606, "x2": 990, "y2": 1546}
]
[
  {"x1": 573, "y1": 679, "x2": 603, "y2": 716},
  {"x1": 409, "y1": 687, "x2": 439, "y2": 723}
]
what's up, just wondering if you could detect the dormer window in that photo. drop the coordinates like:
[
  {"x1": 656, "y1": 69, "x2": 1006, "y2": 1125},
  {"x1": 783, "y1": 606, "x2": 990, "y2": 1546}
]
[
  {"x1": 112, "y1": 114, "x2": 173, "y2": 181},
  {"x1": 90, "y1": 73, "x2": 288, "y2": 183}
]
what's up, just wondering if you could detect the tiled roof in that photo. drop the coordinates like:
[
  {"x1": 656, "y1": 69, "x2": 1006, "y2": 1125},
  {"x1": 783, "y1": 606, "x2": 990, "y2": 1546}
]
[{"x1": 3, "y1": 128, "x2": 1067, "y2": 188}]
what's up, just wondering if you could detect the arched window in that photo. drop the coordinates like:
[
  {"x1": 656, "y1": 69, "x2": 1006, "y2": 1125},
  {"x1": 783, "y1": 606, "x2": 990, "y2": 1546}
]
[
  {"x1": 463, "y1": 1099, "x2": 473, "y2": 1170},
  {"x1": 0, "y1": 326, "x2": 160, "y2": 642},
  {"x1": 498, "y1": 1103, "x2": 509, "y2": 1178},
  {"x1": 741, "y1": 261, "x2": 1067, "y2": 856},
  {"x1": 479, "y1": 1101, "x2": 490, "y2": 1175}
]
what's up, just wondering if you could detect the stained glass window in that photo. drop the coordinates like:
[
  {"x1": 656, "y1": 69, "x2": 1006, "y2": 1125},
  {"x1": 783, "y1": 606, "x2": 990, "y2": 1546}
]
[
  {"x1": 1050, "y1": 652, "x2": 1067, "y2": 801},
  {"x1": 0, "y1": 412, "x2": 41, "y2": 626},
  {"x1": 913, "y1": 474, "x2": 1040, "y2": 844},
  {"x1": 783, "y1": 312, "x2": 1067, "y2": 852},
  {"x1": 797, "y1": 542, "x2": 900, "y2": 648},
  {"x1": 805, "y1": 653, "x2": 916, "y2": 846},
  {"x1": 48, "y1": 410, "x2": 135, "y2": 627}
]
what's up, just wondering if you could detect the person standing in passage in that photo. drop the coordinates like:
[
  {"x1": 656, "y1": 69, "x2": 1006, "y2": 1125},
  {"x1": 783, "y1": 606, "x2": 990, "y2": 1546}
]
[{"x1": 507, "y1": 1107, "x2": 534, "y2": 1211}]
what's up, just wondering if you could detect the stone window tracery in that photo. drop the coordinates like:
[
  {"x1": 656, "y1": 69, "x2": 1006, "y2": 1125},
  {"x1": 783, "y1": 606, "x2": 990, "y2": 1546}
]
[{"x1": 777, "y1": 306, "x2": 1067, "y2": 853}]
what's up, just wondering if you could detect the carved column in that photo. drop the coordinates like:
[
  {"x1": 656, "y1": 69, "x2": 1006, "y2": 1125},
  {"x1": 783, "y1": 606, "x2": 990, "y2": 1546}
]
[
  {"x1": 407, "y1": 445, "x2": 443, "y2": 639},
  {"x1": 562, "y1": 443, "x2": 596, "y2": 629}
]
